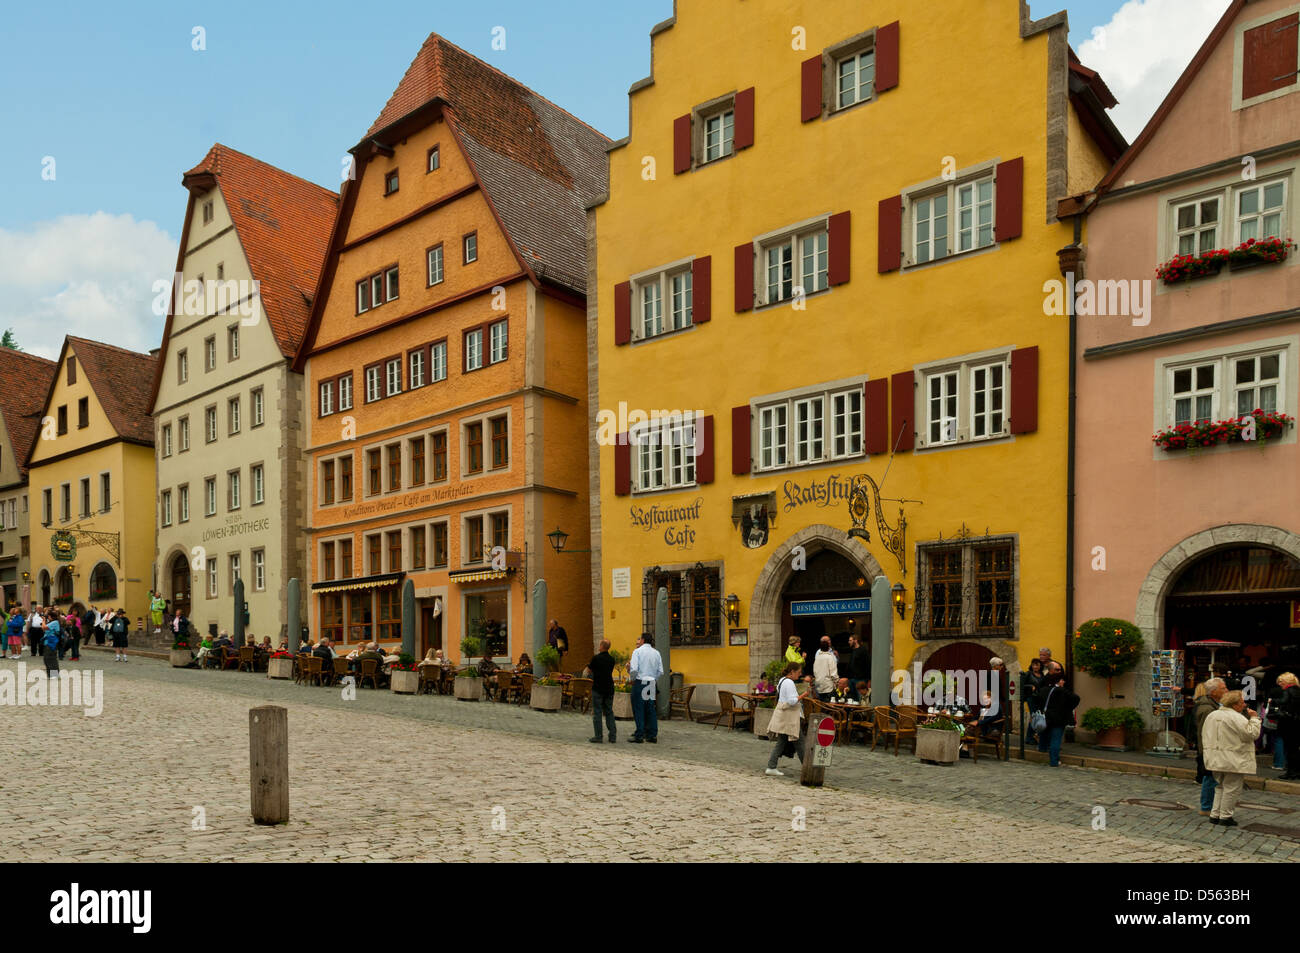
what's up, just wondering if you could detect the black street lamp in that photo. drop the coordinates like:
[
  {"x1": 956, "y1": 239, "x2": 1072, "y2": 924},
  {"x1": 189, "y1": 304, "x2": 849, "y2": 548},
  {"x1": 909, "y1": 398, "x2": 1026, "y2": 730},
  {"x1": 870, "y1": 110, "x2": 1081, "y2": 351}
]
[{"x1": 546, "y1": 527, "x2": 591, "y2": 555}]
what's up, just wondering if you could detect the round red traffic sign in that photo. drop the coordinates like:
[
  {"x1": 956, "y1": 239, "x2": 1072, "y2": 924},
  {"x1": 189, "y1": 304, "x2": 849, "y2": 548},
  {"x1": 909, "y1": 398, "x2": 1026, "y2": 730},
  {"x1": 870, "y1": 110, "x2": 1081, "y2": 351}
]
[{"x1": 816, "y1": 716, "x2": 835, "y2": 746}]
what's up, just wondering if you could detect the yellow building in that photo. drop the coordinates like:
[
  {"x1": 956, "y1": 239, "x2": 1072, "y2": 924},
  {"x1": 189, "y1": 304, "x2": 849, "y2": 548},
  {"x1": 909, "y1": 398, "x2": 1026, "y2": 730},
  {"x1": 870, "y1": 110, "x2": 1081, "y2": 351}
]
[
  {"x1": 589, "y1": 0, "x2": 1125, "y2": 706},
  {"x1": 27, "y1": 337, "x2": 158, "y2": 626}
]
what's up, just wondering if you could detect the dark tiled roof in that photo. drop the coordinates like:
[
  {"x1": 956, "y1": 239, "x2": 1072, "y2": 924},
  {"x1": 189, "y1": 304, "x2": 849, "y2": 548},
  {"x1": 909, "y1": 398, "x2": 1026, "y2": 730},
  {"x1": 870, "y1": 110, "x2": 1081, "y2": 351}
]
[
  {"x1": 66, "y1": 337, "x2": 157, "y2": 446},
  {"x1": 183, "y1": 144, "x2": 340, "y2": 356},
  {"x1": 0, "y1": 348, "x2": 57, "y2": 479},
  {"x1": 367, "y1": 34, "x2": 610, "y2": 294}
]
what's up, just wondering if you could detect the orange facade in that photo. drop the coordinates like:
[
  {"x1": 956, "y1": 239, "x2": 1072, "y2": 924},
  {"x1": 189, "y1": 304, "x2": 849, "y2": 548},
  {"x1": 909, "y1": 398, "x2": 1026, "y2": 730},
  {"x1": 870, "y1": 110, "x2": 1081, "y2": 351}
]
[{"x1": 296, "y1": 41, "x2": 602, "y2": 668}]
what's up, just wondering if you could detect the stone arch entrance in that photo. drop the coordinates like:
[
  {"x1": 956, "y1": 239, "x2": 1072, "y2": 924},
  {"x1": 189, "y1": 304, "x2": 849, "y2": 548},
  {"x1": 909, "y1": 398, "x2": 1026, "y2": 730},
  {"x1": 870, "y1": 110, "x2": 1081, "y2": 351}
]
[
  {"x1": 749, "y1": 523, "x2": 886, "y2": 683},
  {"x1": 1133, "y1": 524, "x2": 1300, "y2": 718},
  {"x1": 166, "y1": 550, "x2": 192, "y2": 617}
]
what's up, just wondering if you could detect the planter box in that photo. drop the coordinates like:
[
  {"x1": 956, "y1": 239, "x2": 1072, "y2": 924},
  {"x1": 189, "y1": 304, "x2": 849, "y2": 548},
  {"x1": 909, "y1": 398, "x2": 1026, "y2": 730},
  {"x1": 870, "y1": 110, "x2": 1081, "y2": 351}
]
[
  {"x1": 916, "y1": 726, "x2": 960, "y2": 764},
  {"x1": 390, "y1": 669, "x2": 419, "y2": 695},
  {"x1": 531, "y1": 684, "x2": 562, "y2": 712},
  {"x1": 613, "y1": 691, "x2": 634, "y2": 720},
  {"x1": 454, "y1": 676, "x2": 483, "y2": 701},
  {"x1": 169, "y1": 648, "x2": 192, "y2": 668},
  {"x1": 752, "y1": 706, "x2": 775, "y2": 737},
  {"x1": 1091, "y1": 726, "x2": 1130, "y2": 751},
  {"x1": 267, "y1": 657, "x2": 294, "y2": 680}
]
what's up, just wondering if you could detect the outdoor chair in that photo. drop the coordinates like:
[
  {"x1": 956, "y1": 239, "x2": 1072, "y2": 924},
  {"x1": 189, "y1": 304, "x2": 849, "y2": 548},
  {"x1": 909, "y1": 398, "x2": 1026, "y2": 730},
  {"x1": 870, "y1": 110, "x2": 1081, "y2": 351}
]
[
  {"x1": 330, "y1": 657, "x2": 350, "y2": 687},
  {"x1": 670, "y1": 684, "x2": 696, "y2": 722},
  {"x1": 872, "y1": 706, "x2": 918, "y2": 756},
  {"x1": 846, "y1": 705, "x2": 875, "y2": 745},
  {"x1": 292, "y1": 652, "x2": 311, "y2": 683},
  {"x1": 814, "y1": 700, "x2": 849, "y2": 742},
  {"x1": 359, "y1": 658, "x2": 380, "y2": 690},
  {"x1": 202, "y1": 649, "x2": 222, "y2": 671},
  {"x1": 301, "y1": 656, "x2": 324, "y2": 687},
  {"x1": 220, "y1": 647, "x2": 241, "y2": 670},
  {"x1": 516, "y1": 673, "x2": 533, "y2": 706},
  {"x1": 567, "y1": 678, "x2": 593, "y2": 714},
  {"x1": 704, "y1": 691, "x2": 754, "y2": 732},
  {"x1": 237, "y1": 646, "x2": 256, "y2": 672},
  {"x1": 959, "y1": 720, "x2": 1005, "y2": 763},
  {"x1": 417, "y1": 665, "x2": 439, "y2": 695}
]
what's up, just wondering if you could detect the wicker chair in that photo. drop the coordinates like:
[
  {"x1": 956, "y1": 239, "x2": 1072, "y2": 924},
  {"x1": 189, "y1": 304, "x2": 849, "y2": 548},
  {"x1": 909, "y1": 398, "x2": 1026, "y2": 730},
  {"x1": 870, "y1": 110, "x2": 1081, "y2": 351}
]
[
  {"x1": 300, "y1": 656, "x2": 324, "y2": 687},
  {"x1": 237, "y1": 646, "x2": 256, "y2": 672},
  {"x1": 330, "y1": 657, "x2": 350, "y2": 687},
  {"x1": 703, "y1": 691, "x2": 754, "y2": 732},
  {"x1": 359, "y1": 658, "x2": 380, "y2": 690},
  {"x1": 417, "y1": 665, "x2": 439, "y2": 695},
  {"x1": 670, "y1": 684, "x2": 696, "y2": 722},
  {"x1": 959, "y1": 720, "x2": 1005, "y2": 763},
  {"x1": 872, "y1": 706, "x2": 918, "y2": 755},
  {"x1": 846, "y1": 705, "x2": 875, "y2": 745},
  {"x1": 516, "y1": 673, "x2": 534, "y2": 706},
  {"x1": 567, "y1": 678, "x2": 593, "y2": 714},
  {"x1": 220, "y1": 646, "x2": 241, "y2": 670}
]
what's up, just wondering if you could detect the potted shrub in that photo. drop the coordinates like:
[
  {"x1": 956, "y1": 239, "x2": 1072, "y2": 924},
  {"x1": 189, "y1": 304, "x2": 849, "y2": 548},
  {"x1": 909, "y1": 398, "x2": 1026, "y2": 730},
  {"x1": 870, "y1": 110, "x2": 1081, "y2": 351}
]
[
  {"x1": 389, "y1": 654, "x2": 419, "y2": 694},
  {"x1": 916, "y1": 713, "x2": 962, "y2": 765},
  {"x1": 455, "y1": 636, "x2": 484, "y2": 701},
  {"x1": 752, "y1": 693, "x2": 778, "y2": 737},
  {"x1": 266, "y1": 650, "x2": 295, "y2": 680},
  {"x1": 169, "y1": 636, "x2": 192, "y2": 668},
  {"x1": 531, "y1": 674, "x2": 563, "y2": 712},
  {"x1": 535, "y1": 643, "x2": 561, "y2": 675},
  {"x1": 612, "y1": 681, "x2": 634, "y2": 719},
  {"x1": 1081, "y1": 706, "x2": 1143, "y2": 750},
  {"x1": 1073, "y1": 617, "x2": 1145, "y2": 749}
]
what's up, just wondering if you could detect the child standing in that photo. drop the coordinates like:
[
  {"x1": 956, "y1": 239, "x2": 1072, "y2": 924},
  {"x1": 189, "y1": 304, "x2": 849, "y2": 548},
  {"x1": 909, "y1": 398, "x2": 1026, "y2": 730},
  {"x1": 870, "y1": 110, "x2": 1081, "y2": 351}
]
[{"x1": 43, "y1": 615, "x2": 61, "y2": 677}]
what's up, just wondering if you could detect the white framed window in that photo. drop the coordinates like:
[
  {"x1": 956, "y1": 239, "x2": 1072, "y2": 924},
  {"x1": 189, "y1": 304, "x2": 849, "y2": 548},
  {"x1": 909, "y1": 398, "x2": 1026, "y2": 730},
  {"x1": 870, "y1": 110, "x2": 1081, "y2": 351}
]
[
  {"x1": 640, "y1": 280, "x2": 662, "y2": 337},
  {"x1": 490, "y1": 320, "x2": 508, "y2": 364},
  {"x1": 762, "y1": 227, "x2": 828, "y2": 304},
  {"x1": 252, "y1": 549, "x2": 266, "y2": 592},
  {"x1": 409, "y1": 350, "x2": 425, "y2": 389},
  {"x1": 428, "y1": 146, "x2": 440, "y2": 172},
  {"x1": 228, "y1": 470, "x2": 241, "y2": 510},
  {"x1": 906, "y1": 164, "x2": 999, "y2": 266},
  {"x1": 793, "y1": 396, "x2": 825, "y2": 464},
  {"x1": 1169, "y1": 362, "x2": 1219, "y2": 426},
  {"x1": 205, "y1": 407, "x2": 217, "y2": 443},
  {"x1": 634, "y1": 263, "x2": 693, "y2": 339},
  {"x1": 205, "y1": 477, "x2": 217, "y2": 517},
  {"x1": 956, "y1": 178, "x2": 995, "y2": 253},
  {"x1": 836, "y1": 49, "x2": 875, "y2": 109},
  {"x1": 251, "y1": 388, "x2": 264, "y2": 427},
  {"x1": 386, "y1": 266, "x2": 399, "y2": 301},
  {"x1": 1174, "y1": 196, "x2": 1221, "y2": 256},
  {"x1": 320, "y1": 382, "x2": 334, "y2": 417},
  {"x1": 204, "y1": 337, "x2": 217, "y2": 372},
  {"x1": 161, "y1": 424, "x2": 173, "y2": 457},
  {"x1": 465, "y1": 329, "x2": 483, "y2": 371},
  {"x1": 703, "y1": 109, "x2": 734, "y2": 162},
  {"x1": 464, "y1": 233, "x2": 478, "y2": 264},
  {"x1": 179, "y1": 485, "x2": 190, "y2": 523},
  {"x1": 1168, "y1": 176, "x2": 1292, "y2": 258},
  {"x1": 178, "y1": 349, "x2": 188, "y2": 384},
  {"x1": 338, "y1": 375, "x2": 353, "y2": 411},
  {"x1": 759, "y1": 405, "x2": 788, "y2": 470},
  {"x1": 1233, "y1": 352, "x2": 1283, "y2": 416},
  {"x1": 179, "y1": 417, "x2": 190, "y2": 451},
  {"x1": 251, "y1": 464, "x2": 265, "y2": 505},
  {"x1": 229, "y1": 553, "x2": 241, "y2": 589},
  {"x1": 427, "y1": 245, "x2": 444, "y2": 285},
  {"x1": 755, "y1": 382, "x2": 867, "y2": 471},
  {"x1": 430, "y1": 341, "x2": 447, "y2": 382},
  {"x1": 1237, "y1": 180, "x2": 1287, "y2": 243},
  {"x1": 915, "y1": 351, "x2": 1013, "y2": 448},
  {"x1": 385, "y1": 357, "x2": 402, "y2": 397},
  {"x1": 228, "y1": 397, "x2": 240, "y2": 435},
  {"x1": 831, "y1": 389, "x2": 863, "y2": 458},
  {"x1": 365, "y1": 366, "x2": 381, "y2": 403},
  {"x1": 161, "y1": 490, "x2": 172, "y2": 527},
  {"x1": 634, "y1": 419, "x2": 696, "y2": 491},
  {"x1": 207, "y1": 558, "x2": 217, "y2": 598},
  {"x1": 228, "y1": 325, "x2": 240, "y2": 361},
  {"x1": 357, "y1": 279, "x2": 370, "y2": 314}
]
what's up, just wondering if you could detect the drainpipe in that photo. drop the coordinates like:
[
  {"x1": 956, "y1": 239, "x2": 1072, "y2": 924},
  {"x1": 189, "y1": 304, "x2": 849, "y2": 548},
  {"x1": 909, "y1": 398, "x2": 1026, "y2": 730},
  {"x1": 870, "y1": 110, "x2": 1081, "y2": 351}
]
[{"x1": 1058, "y1": 220, "x2": 1085, "y2": 683}]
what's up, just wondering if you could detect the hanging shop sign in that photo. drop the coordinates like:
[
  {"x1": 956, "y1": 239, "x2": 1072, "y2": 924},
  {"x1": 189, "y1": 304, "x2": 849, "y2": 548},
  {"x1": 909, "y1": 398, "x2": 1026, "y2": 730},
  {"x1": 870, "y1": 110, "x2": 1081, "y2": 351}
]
[
  {"x1": 51, "y1": 531, "x2": 76, "y2": 562},
  {"x1": 790, "y1": 598, "x2": 870, "y2": 617},
  {"x1": 629, "y1": 497, "x2": 702, "y2": 550}
]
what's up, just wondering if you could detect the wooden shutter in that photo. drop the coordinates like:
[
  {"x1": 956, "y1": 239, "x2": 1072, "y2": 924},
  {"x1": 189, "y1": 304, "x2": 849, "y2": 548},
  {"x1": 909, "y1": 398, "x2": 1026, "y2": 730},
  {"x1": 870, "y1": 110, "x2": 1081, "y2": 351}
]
[
  {"x1": 876, "y1": 21, "x2": 900, "y2": 92},
  {"x1": 673, "y1": 114, "x2": 692, "y2": 174},
  {"x1": 1009, "y1": 346, "x2": 1039, "y2": 435},
  {"x1": 614, "y1": 280, "x2": 631, "y2": 345},
  {"x1": 801, "y1": 55, "x2": 823, "y2": 121},
  {"x1": 994, "y1": 157, "x2": 1024, "y2": 243},
  {"x1": 878, "y1": 195, "x2": 903, "y2": 273},
  {"x1": 734, "y1": 87, "x2": 755, "y2": 150},
  {"x1": 696, "y1": 415, "x2": 715, "y2": 484},
  {"x1": 734, "y1": 242, "x2": 754, "y2": 312},
  {"x1": 1243, "y1": 14, "x2": 1299, "y2": 100},
  {"x1": 692, "y1": 256, "x2": 711, "y2": 324},
  {"x1": 828, "y1": 211, "x2": 851, "y2": 286},
  {"x1": 863, "y1": 378, "x2": 888, "y2": 454},
  {"x1": 731, "y1": 405, "x2": 751, "y2": 474},
  {"x1": 890, "y1": 371, "x2": 915, "y2": 452},
  {"x1": 614, "y1": 434, "x2": 631, "y2": 496}
]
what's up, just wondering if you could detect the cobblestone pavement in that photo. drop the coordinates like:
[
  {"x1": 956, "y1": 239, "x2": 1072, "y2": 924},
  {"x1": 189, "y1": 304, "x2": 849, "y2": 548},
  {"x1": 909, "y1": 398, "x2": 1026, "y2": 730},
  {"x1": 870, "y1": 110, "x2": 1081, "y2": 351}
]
[{"x1": 3, "y1": 655, "x2": 1298, "y2": 862}]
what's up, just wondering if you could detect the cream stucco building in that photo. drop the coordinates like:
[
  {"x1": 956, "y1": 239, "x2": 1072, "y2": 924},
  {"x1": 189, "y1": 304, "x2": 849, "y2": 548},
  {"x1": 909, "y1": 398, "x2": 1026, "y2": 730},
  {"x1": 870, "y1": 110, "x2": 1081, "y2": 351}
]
[{"x1": 149, "y1": 144, "x2": 338, "y2": 640}]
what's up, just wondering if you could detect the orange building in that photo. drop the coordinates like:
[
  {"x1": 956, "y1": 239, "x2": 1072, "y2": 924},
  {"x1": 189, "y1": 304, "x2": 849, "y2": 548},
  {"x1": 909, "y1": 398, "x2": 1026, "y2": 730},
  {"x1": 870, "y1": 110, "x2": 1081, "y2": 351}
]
[{"x1": 294, "y1": 35, "x2": 608, "y2": 666}]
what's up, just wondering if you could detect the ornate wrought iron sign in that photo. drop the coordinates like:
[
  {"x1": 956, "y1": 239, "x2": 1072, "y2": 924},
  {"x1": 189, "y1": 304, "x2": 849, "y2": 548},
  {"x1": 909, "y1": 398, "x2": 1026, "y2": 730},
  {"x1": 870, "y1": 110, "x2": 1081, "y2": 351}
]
[{"x1": 51, "y1": 531, "x2": 76, "y2": 562}]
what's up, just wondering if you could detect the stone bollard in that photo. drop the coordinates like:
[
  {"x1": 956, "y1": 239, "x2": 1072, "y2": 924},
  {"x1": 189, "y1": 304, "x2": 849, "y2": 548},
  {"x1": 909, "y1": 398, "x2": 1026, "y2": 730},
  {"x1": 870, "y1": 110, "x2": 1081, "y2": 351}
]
[{"x1": 249, "y1": 705, "x2": 288, "y2": 824}]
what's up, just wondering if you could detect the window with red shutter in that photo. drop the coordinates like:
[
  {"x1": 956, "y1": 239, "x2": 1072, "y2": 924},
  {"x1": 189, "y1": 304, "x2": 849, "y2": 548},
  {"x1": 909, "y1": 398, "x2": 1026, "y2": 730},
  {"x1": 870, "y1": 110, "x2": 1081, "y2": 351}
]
[
  {"x1": 994, "y1": 158, "x2": 1023, "y2": 243},
  {"x1": 614, "y1": 281, "x2": 631, "y2": 345},
  {"x1": 734, "y1": 88, "x2": 755, "y2": 150},
  {"x1": 692, "y1": 256, "x2": 712, "y2": 324},
  {"x1": 801, "y1": 55, "x2": 823, "y2": 121},
  {"x1": 875, "y1": 21, "x2": 900, "y2": 92},
  {"x1": 890, "y1": 371, "x2": 915, "y2": 452},
  {"x1": 1009, "y1": 347, "x2": 1039, "y2": 435},
  {"x1": 614, "y1": 435, "x2": 631, "y2": 496},
  {"x1": 731, "y1": 406, "x2": 751, "y2": 474},
  {"x1": 828, "y1": 211, "x2": 851, "y2": 285},
  {"x1": 863, "y1": 378, "x2": 888, "y2": 454},
  {"x1": 878, "y1": 196, "x2": 903, "y2": 273},
  {"x1": 673, "y1": 115, "x2": 692, "y2": 174},
  {"x1": 1243, "y1": 13, "x2": 1299, "y2": 101},
  {"x1": 734, "y1": 243, "x2": 754, "y2": 312}
]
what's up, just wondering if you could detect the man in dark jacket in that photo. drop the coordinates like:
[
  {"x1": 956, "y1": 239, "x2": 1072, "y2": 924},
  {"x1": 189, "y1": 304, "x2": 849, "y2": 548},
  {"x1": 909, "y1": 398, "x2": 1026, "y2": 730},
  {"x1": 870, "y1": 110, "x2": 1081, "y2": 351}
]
[
  {"x1": 848, "y1": 634, "x2": 871, "y2": 699},
  {"x1": 585, "y1": 639, "x2": 617, "y2": 744},
  {"x1": 1035, "y1": 663, "x2": 1079, "y2": 766},
  {"x1": 1194, "y1": 677, "x2": 1226, "y2": 814}
]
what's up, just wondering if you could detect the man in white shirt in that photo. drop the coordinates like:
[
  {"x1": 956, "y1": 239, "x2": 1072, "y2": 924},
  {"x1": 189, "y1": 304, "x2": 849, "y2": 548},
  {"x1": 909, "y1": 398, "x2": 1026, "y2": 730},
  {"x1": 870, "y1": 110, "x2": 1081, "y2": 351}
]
[
  {"x1": 27, "y1": 606, "x2": 44, "y2": 658},
  {"x1": 628, "y1": 633, "x2": 664, "y2": 744},
  {"x1": 813, "y1": 636, "x2": 838, "y2": 701}
]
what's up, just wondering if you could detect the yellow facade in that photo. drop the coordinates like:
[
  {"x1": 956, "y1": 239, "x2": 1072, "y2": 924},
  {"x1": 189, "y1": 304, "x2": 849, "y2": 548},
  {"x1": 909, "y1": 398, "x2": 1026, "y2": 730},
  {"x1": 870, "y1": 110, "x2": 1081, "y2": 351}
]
[
  {"x1": 26, "y1": 340, "x2": 157, "y2": 624},
  {"x1": 592, "y1": 0, "x2": 1114, "y2": 701}
]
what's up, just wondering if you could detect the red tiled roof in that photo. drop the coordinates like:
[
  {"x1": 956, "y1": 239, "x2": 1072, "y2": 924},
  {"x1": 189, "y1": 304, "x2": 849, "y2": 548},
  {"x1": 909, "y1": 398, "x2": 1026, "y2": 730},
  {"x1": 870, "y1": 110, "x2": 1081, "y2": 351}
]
[
  {"x1": 65, "y1": 337, "x2": 157, "y2": 446},
  {"x1": 365, "y1": 34, "x2": 610, "y2": 294},
  {"x1": 182, "y1": 144, "x2": 340, "y2": 356},
  {"x1": 0, "y1": 348, "x2": 57, "y2": 479}
]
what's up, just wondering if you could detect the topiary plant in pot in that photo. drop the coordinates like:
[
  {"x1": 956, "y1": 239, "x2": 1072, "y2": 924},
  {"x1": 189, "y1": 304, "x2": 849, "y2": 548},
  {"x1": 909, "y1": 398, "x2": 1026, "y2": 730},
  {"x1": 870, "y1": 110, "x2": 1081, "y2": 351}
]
[
  {"x1": 1073, "y1": 618, "x2": 1145, "y2": 748},
  {"x1": 534, "y1": 644, "x2": 561, "y2": 676}
]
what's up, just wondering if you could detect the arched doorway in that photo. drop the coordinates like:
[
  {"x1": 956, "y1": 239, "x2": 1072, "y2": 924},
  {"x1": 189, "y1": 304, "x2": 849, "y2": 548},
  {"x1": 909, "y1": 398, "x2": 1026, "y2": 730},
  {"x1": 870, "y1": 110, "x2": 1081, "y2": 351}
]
[
  {"x1": 54, "y1": 567, "x2": 73, "y2": 606},
  {"x1": 1165, "y1": 545, "x2": 1300, "y2": 683},
  {"x1": 749, "y1": 523, "x2": 885, "y2": 684},
  {"x1": 89, "y1": 562, "x2": 117, "y2": 604},
  {"x1": 782, "y1": 550, "x2": 872, "y2": 662},
  {"x1": 38, "y1": 570, "x2": 50, "y2": 606},
  {"x1": 169, "y1": 553, "x2": 191, "y2": 617}
]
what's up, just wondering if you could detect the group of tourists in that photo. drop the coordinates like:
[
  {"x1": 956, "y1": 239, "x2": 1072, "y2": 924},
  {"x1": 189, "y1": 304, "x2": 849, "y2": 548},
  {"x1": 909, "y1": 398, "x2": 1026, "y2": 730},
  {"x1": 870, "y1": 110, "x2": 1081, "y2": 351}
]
[
  {"x1": 0, "y1": 603, "x2": 134, "y2": 674},
  {"x1": 582, "y1": 633, "x2": 663, "y2": 745}
]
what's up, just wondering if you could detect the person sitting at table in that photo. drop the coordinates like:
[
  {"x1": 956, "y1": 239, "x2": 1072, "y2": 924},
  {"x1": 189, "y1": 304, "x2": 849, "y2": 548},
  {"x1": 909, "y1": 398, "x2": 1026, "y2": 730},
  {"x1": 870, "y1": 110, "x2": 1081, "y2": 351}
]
[
  {"x1": 419, "y1": 648, "x2": 439, "y2": 669},
  {"x1": 193, "y1": 634, "x2": 215, "y2": 666},
  {"x1": 830, "y1": 678, "x2": 852, "y2": 703},
  {"x1": 382, "y1": 646, "x2": 401, "y2": 665},
  {"x1": 855, "y1": 680, "x2": 870, "y2": 702},
  {"x1": 478, "y1": 653, "x2": 498, "y2": 680},
  {"x1": 515, "y1": 652, "x2": 533, "y2": 674},
  {"x1": 974, "y1": 689, "x2": 1005, "y2": 739},
  {"x1": 357, "y1": 642, "x2": 383, "y2": 665},
  {"x1": 313, "y1": 638, "x2": 336, "y2": 667}
]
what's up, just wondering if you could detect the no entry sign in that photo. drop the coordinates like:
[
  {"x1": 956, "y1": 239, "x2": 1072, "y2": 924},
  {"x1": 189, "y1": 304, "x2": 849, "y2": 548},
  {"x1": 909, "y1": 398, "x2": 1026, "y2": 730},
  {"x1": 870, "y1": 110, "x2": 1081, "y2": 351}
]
[{"x1": 816, "y1": 716, "x2": 836, "y2": 746}]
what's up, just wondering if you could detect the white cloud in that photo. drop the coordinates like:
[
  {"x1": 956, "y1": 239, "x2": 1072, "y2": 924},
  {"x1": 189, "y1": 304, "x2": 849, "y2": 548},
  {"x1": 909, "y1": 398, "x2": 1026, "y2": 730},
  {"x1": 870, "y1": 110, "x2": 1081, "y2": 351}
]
[
  {"x1": 1078, "y1": 0, "x2": 1233, "y2": 142},
  {"x1": 0, "y1": 213, "x2": 176, "y2": 359}
]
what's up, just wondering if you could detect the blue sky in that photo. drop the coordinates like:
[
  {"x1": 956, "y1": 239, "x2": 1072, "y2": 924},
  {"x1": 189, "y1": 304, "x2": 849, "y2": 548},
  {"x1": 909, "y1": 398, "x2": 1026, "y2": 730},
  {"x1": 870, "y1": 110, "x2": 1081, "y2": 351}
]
[{"x1": 0, "y1": 0, "x2": 1232, "y2": 357}]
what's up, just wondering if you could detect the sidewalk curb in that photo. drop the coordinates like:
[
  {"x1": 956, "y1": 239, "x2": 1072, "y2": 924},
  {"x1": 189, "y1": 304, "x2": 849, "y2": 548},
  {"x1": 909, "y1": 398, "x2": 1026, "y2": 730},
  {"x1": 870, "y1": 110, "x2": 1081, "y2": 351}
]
[{"x1": 1019, "y1": 747, "x2": 1300, "y2": 794}]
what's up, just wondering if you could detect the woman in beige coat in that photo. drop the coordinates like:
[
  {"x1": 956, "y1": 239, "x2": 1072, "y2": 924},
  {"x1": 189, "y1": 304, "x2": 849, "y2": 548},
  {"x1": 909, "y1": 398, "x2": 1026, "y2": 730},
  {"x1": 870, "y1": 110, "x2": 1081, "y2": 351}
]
[
  {"x1": 765, "y1": 661, "x2": 810, "y2": 776},
  {"x1": 1201, "y1": 689, "x2": 1261, "y2": 827}
]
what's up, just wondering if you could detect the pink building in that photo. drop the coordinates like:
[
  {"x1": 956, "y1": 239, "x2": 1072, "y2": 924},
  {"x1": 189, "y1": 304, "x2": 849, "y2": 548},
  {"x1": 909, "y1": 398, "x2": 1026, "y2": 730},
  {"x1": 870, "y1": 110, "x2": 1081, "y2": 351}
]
[{"x1": 1072, "y1": 0, "x2": 1300, "y2": 729}]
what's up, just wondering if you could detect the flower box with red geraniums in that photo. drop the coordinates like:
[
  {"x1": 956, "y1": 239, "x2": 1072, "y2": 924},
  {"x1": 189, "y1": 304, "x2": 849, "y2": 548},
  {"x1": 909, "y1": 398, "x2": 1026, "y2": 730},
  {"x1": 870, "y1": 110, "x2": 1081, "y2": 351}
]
[
  {"x1": 1156, "y1": 249, "x2": 1228, "y2": 284},
  {"x1": 1152, "y1": 409, "x2": 1294, "y2": 452},
  {"x1": 1228, "y1": 237, "x2": 1296, "y2": 270},
  {"x1": 270, "y1": 650, "x2": 295, "y2": 659}
]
